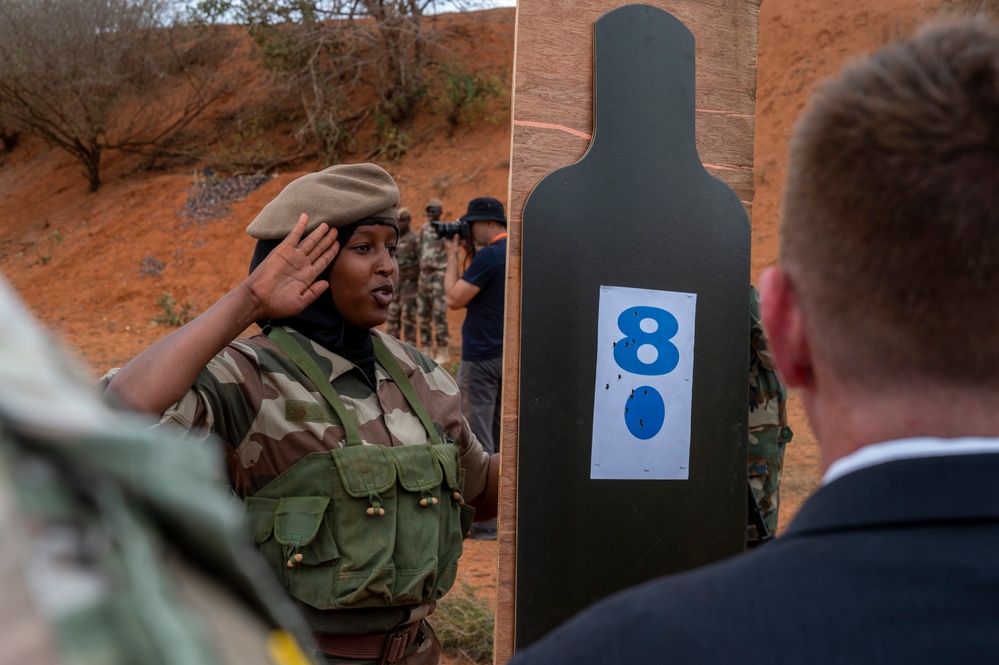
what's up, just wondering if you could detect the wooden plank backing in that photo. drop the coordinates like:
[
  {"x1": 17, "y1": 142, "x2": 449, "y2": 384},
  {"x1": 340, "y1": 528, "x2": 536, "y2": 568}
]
[{"x1": 497, "y1": 1, "x2": 759, "y2": 662}]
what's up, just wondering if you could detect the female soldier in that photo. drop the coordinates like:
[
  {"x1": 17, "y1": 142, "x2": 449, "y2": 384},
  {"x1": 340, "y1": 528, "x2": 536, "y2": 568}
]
[{"x1": 106, "y1": 163, "x2": 498, "y2": 665}]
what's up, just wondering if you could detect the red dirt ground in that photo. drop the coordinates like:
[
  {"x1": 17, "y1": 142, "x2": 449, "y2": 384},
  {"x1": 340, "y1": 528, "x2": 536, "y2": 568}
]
[{"x1": 0, "y1": 1, "x2": 969, "y2": 662}]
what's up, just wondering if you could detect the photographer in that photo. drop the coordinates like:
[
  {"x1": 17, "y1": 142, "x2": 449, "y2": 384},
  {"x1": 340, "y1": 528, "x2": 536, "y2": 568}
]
[{"x1": 444, "y1": 197, "x2": 507, "y2": 541}]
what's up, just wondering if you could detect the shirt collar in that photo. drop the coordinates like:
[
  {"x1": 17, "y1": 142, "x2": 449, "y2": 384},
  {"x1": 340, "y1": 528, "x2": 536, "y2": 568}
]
[{"x1": 824, "y1": 436, "x2": 999, "y2": 484}]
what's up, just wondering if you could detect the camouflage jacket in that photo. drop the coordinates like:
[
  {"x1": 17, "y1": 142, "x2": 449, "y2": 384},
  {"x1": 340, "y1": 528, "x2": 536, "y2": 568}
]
[
  {"x1": 747, "y1": 285, "x2": 794, "y2": 543},
  {"x1": 156, "y1": 327, "x2": 489, "y2": 503},
  {"x1": 418, "y1": 223, "x2": 447, "y2": 273},
  {"x1": 396, "y1": 228, "x2": 421, "y2": 285}
]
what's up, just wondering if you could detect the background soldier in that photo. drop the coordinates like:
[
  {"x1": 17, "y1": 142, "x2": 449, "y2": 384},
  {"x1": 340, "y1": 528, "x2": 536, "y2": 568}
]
[
  {"x1": 747, "y1": 285, "x2": 793, "y2": 544},
  {"x1": 0, "y1": 275, "x2": 314, "y2": 665},
  {"x1": 418, "y1": 198, "x2": 451, "y2": 365},
  {"x1": 385, "y1": 207, "x2": 420, "y2": 345}
]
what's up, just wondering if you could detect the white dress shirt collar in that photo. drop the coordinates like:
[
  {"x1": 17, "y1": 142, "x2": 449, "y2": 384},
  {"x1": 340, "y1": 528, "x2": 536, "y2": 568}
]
[{"x1": 824, "y1": 436, "x2": 999, "y2": 485}]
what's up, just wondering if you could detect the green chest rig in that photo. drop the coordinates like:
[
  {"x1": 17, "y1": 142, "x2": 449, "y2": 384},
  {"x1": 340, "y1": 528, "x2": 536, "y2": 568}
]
[{"x1": 243, "y1": 327, "x2": 474, "y2": 615}]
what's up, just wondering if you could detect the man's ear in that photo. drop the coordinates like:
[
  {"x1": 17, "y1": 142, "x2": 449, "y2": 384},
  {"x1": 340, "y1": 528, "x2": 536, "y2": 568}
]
[{"x1": 759, "y1": 267, "x2": 814, "y2": 389}]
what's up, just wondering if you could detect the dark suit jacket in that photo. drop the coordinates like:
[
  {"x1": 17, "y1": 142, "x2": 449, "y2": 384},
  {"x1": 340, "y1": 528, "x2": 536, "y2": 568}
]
[{"x1": 511, "y1": 452, "x2": 999, "y2": 664}]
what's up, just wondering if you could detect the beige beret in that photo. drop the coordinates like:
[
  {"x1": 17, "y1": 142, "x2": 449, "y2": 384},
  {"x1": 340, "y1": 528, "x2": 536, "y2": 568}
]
[
  {"x1": 398, "y1": 207, "x2": 411, "y2": 219},
  {"x1": 246, "y1": 163, "x2": 400, "y2": 240},
  {"x1": 426, "y1": 198, "x2": 443, "y2": 210}
]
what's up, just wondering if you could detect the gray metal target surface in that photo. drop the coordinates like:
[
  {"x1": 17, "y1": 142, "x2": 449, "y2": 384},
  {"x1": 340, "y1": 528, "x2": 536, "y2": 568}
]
[{"x1": 515, "y1": 4, "x2": 750, "y2": 648}]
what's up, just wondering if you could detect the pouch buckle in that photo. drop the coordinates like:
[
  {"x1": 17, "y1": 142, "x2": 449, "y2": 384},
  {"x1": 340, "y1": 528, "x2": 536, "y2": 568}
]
[{"x1": 380, "y1": 621, "x2": 421, "y2": 664}]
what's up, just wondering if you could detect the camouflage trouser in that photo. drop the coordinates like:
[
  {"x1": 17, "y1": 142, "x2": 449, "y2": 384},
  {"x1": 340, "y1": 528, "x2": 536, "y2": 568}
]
[
  {"x1": 386, "y1": 277, "x2": 419, "y2": 345},
  {"x1": 746, "y1": 284, "x2": 793, "y2": 545},
  {"x1": 747, "y1": 422, "x2": 793, "y2": 542},
  {"x1": 417, "y1": 270, "x2": 449, "y2": 349}
]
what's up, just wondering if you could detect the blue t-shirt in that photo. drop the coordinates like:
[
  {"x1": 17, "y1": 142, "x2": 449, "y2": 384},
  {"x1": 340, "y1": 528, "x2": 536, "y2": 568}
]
[{"x1": 460, "y1": 237, "x2": 506, "y2": 361}]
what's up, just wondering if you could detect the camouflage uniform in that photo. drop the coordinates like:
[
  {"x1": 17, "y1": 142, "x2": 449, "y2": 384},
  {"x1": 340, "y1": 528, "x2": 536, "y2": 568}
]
[
  {"x1": 0, "y1": 279, "x2": 314, "y2": 665},
  {"x1": 747, "y1": 285, "x2": 794, "y2": 544},
  {"x1": 386, "y1": 228, "x2": 421, "y2": 345},
  {"x1": 154, "y1": 326, "x2": 490, "y2": 664},
  {"x1": 417, "y1": 224, "x2": 450, "y2": 353}
]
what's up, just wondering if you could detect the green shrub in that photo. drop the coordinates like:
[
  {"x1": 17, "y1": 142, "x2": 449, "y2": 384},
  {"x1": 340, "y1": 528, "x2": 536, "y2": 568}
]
[
  {"x1": 152, "y1": 292, "x2": 194, "y2": 326},
  {"x1": 435, "y1": 63, "x2": 508, "y2": 128},
  {"x1": 374, "y1": 113, "x2": 412, "y2": 160}
]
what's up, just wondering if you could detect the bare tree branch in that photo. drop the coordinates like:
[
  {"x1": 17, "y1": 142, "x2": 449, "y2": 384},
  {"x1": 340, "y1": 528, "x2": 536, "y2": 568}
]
[{"x1": 0, "y1": 0, "x2": 238, "y2": 191}]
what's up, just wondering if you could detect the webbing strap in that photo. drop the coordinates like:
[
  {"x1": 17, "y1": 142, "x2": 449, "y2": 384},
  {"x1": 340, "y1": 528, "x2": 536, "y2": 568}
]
[
  {"x1": 372, "y1": 337, "x2": 442, "y2": 446},
  {"x1": 266, "y1": 326, "x2": 363, "y2": 447},
  {"x1": 266, "y1": 327, "x2": 441, "y2": 448}
]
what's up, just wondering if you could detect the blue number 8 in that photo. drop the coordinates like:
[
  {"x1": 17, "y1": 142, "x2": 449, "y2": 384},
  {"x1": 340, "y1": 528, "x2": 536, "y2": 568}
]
[{"x1": 613, "y1": 306, "x2": 679, "y2": 376}]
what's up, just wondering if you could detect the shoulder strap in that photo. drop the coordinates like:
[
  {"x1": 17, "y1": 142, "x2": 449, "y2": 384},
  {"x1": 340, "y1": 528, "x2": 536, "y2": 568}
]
[
  {"x1": 266, "y1": 326, "x2": 364, "y2": 447},
  {"x1": 267, "y1": 327, "x2": 443, "y2": 448},
  {"x1": 372, "y1": 337, "x2": 442, "y2": 446}
]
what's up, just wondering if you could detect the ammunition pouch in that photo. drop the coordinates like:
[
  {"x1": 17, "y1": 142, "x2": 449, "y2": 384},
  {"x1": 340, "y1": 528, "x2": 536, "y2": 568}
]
[{"x1": 244, "y1": 439, "x2": 474, "y2": 611}]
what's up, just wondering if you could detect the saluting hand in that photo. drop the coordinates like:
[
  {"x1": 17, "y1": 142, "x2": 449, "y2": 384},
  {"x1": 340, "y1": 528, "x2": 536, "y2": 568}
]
[{"x1": 245, "y1": 213, "x2": 339, "y2": 319}]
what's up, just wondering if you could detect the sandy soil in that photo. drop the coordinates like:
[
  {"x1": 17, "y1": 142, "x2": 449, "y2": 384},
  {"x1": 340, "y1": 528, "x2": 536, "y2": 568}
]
[{"x1": 0, "y1": 0, "x2": 969, "y2": 662}]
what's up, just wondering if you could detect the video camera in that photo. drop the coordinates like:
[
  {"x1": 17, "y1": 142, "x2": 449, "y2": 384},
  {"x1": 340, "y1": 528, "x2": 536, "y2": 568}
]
[{"x1": 432, "y1": 219, "x2": 471, "y2": 240}]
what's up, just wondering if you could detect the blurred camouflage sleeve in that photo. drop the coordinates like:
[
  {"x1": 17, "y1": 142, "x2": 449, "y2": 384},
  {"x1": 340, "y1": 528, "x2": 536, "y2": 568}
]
[{"x1": 0, "y1": 276, "x2": 315, "y2": 665}]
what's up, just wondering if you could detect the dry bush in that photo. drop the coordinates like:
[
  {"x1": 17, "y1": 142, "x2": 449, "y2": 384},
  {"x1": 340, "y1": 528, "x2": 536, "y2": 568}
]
[
  {"x1": 0, "y1": 0, "x2": 238, "y2": 191},
  {"x1": 188, "y1": 0, "x2": 499, "y2": 163},
  {"x1": 434, "y1": 583, "x2": 495, "y2": 664}
]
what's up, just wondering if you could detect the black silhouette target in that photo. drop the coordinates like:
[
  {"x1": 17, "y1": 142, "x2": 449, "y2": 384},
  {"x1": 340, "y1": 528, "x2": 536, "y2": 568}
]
[{"x1": 515, "y1": 4, "x2": 750, "y2": 648}]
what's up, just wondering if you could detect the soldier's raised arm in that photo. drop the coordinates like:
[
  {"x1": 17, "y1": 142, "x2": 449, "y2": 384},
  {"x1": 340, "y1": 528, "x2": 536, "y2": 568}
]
[{"x1": 106, "y1": 214, "x2": 338, "y2": 415}]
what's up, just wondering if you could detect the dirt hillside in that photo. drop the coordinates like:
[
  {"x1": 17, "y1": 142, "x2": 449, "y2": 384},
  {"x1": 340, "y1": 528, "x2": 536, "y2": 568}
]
[
  {"x1": 0, "y1": 8, "x2": 515, "y2": 377},
  {"x1": 0, "y1": 0, "x2": 970, "y2": 662}
]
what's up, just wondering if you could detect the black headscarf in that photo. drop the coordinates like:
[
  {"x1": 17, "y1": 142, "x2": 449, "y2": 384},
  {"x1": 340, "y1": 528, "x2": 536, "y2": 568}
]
[{"x1": 249, "y1": 219, "x2": 396, "y2": 385}]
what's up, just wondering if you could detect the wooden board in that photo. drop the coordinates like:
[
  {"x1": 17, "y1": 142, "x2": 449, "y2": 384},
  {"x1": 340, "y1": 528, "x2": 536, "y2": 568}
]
[{"x1": 497, "y1": 0, "x2": 759, "y2": 661}]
